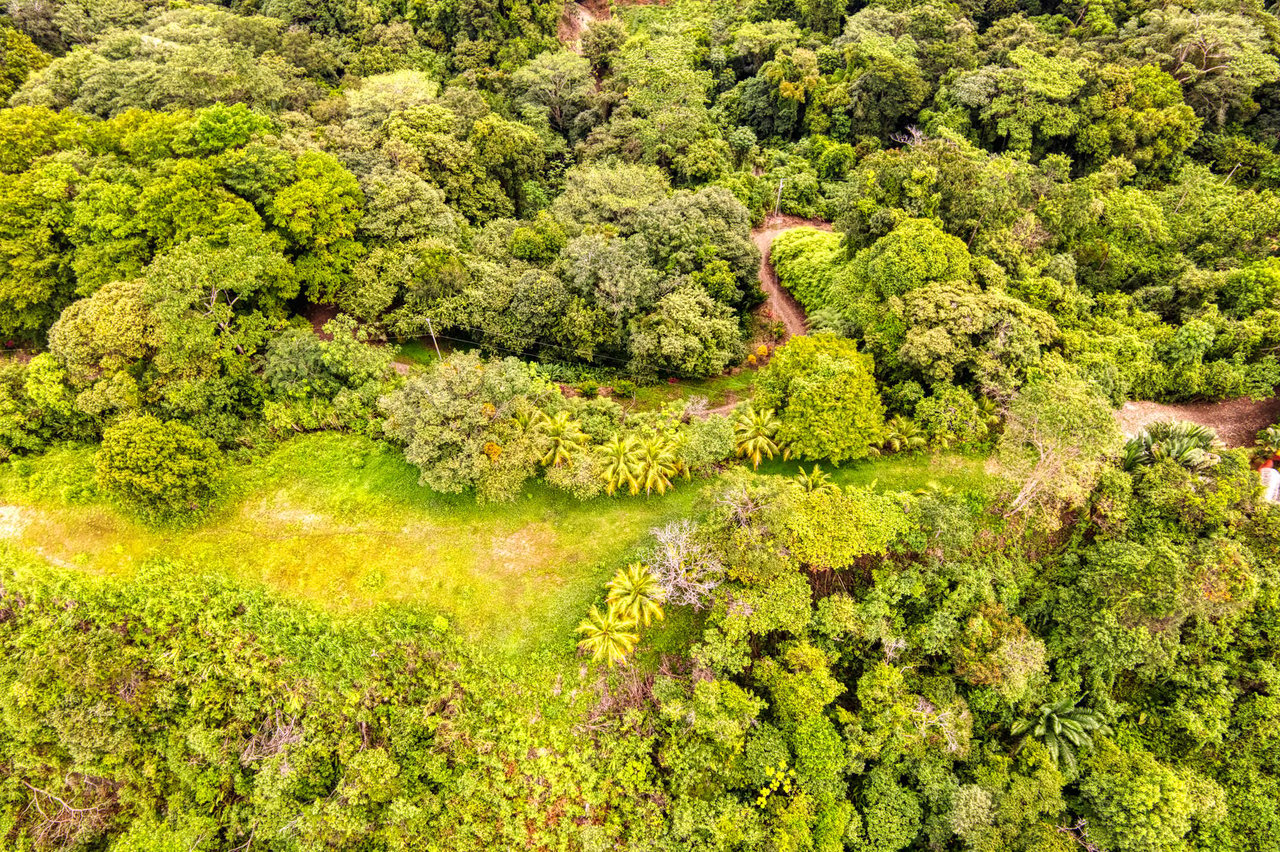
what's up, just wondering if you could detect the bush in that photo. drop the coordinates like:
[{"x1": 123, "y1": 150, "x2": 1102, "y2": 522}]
[
  {"x1": 756, "y1": 334, "x2": 886, "y2": 464},
  {"x1": 96, "y1": 415, "x2": 224, "y2": 518}
]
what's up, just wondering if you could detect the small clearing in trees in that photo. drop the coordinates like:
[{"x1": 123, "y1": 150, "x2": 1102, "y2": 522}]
[{"x1": 1116, "y1": 396, "x2": 1280, "y2": 448}]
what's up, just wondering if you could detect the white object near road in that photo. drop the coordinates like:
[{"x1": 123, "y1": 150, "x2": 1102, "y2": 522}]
[{"x1": 1261, "y1": 467, "x2": 1280, "y2": 503}]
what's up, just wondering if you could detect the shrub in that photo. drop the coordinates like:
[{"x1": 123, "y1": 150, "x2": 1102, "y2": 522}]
[
  {"x1": 756, "y1": 334, "x2": 885, "y2": 464},
  {"x1": 96, "y1": 415, "x2": 223, "y2": 518}
]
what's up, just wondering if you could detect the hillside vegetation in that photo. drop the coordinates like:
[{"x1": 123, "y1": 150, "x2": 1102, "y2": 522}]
[{"x1": 1, "y1": 0, "x2": 1280, "y2": 849}]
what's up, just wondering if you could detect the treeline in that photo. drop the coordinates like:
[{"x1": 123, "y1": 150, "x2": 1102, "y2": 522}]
[{"x1": 0, "y1": 0, "x2": 1278, "y2": 466}]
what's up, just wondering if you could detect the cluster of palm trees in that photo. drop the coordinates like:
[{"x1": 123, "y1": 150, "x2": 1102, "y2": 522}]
[
  {"x1": 530, "y1": 410, "x2": 689, "y2": 496},
  {"x1": 576, "y1": 563, "x2": 667, "y2": 666},
  {"x1": 597, "y1": 432, "x2": 690, "y2": 496}
]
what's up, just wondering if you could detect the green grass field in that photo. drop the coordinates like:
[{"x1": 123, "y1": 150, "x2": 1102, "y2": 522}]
[
  {"x1": 630, "y1": 370, "x2": 758, "y2": 411},
  {"x1": 0, "y1": 435, "x2": 992, "y2": 656}
]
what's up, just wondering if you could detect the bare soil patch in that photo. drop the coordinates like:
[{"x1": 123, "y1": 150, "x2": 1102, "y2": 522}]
[{"x1": 1115, "y1": 396, "x2": 1280, "y2": 448}]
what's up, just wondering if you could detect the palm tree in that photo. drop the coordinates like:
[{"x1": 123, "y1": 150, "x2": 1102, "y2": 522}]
[
  {"x1": 976, "y1": 395, "x2": 1002, "y2": 431},
  {"x1": 1123, "y1": 420, "x2": 1221, "y2": 473},
  {"x1": 576, "y1": 604, "x2": 639, "y2": 666},
  {"x1": 1011, "y1": 697, "x2": 1110, "y2": 772},
  {"x1": 605, "y1": 563, "x2": 665, "y2": 627},
  {"x1": 598, "y1": 434, "x2": 641, "y2": 496},
  {"x1": 930, "y1": 428, "x2": 958, "y2": 452},
  {"x1": 793, "y1": 464, "x2": 837, "y2": 494},
  {"x1": 881, "y1": 415, "x2": 926, "y2": 454},
  {"x1": 535, "y1": 410, "x2": 588, "y2": 468},
  {"x1": 734, "y1": 403, "x2": 784, "y2": 469},
  {"x1": 913, "y1": 479, "x2": 955, "y2": 498},
  {"x1": 636, "y1": 435, "x2": 679, "y2": 496}
]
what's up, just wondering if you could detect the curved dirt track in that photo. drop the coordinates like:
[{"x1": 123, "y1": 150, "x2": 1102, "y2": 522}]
[
  {"x1": 751, "y1": 214, "x2": 831, "y2": 339},
  {"x1": 1116, "y1": 396, "x2": 1280, "y2": 448}
]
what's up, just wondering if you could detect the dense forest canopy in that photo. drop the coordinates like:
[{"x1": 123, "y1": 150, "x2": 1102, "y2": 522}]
[{"x1": 2, "y1": 0, "x2": 1280, "y2": 849}]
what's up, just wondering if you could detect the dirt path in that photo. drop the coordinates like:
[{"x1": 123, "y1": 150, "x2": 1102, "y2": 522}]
[
  {"x1": 558, "y1": 0, "x2": 605, "y2": 53},
  {"x1": 1116, "y1": 396, "x2": 1280, "y2": 448},
  {"x1": 751, "y1": 214, "x2": 831, "y2": 340}
]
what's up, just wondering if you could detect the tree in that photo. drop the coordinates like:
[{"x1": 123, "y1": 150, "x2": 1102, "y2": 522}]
[
  {"x1": 1077, "y1": 64, "x2": 1200, "y2": 171},
  {"x1": 576, "y1": 604, "x2": 639, "y2": 666},
  {"x1": 1079, "y1": 739, "x2": 1198, "y2": 852},
  {"x1": 1011, "y1": 698, "x2": 1108, "y2": 772},
  {"x1": 734, "y1": 403, "x2": 784, "y2": 469},
  {"x1": 1, "y1": 26, "x2": 49, "y2": 101},
  {"x1": 997, "y1": 375, "x2": 1121, "y2": 518},
  {"x1": 379, "y1": 352, "x2": 552, "y2": 501},
  {"x1": 269, "y1": 150, "x2": 364, "y2": 253},
  {"x1": 853, "y1": 217, "x2": 973, "y2": 299},
  {"x1": 627, "y1": 285, "x2": 741, "y2": 379},
  {"x1": 551, "y1": 163, "x2": 671, "y2": 234},
  {"x1": 756, "y1": 334, "x2": 886, "y2": 464},
  {"x1": 96, "y1": 415, "x2": 223, "y2": 518},
  {"x1": 511, "y1": 51, "x2": 596, "y2": 140},
  {"x1": 649, "y1": 519, "x2": 723, "y2": 609},
  {"x1": 605, "y1": 563, "x2": 665, "y2": 627},
  {"x1": 1120, "y1": 7, "x2": 1280, "y2": 125}
]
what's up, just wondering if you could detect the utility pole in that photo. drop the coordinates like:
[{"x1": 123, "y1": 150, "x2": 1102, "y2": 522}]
[
  {"x1": 425, "y1": 316, "x2": 442, "y2": 360},
  {"x1": 775, "y1": 178, "x2": 785, "y2": 215}
]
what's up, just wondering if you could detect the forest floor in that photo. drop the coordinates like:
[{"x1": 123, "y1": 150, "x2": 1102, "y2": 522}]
[
  {"x1": 751, "y1": 214, "x2": 830, "y2": 338},
  {"x1": 0, "y1": 435, "x2": 990, "y2": 655},
  {"x1": 1115, "y1": 396, "x2": 1280, "y2": 447}
]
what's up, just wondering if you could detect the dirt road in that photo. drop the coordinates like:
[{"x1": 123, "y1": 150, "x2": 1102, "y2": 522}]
[{"x1": 751, "y1": 214, "x2": 831, "y2": 339}]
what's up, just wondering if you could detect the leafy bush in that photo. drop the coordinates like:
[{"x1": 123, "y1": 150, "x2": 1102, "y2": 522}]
[
  {"x1": 95, "y1": 415, "x2": 223, "y2": 519},
  {"x1": 756, "y1": 334, "x2": 885, "y2": 464}
]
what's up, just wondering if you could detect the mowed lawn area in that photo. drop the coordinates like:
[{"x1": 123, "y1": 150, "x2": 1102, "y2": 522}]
[{"x1": 0, "y1": 433, "x2": 994, "y2": 653}]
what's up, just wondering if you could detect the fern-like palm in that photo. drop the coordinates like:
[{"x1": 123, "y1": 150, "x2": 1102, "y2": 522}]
[
  {"x1": 793, "y1": 464, "x2": 837, "y2": 494},
  {"x1": 598, "y1": 434, "x2": 641, "y2": 496},
  {"x1": 636, "y1": 435, "x2": 679, "y2": 496},
  {"x1": 575, "y1": 604, "x2": 639, "y2": 666},
  {"x1": 1256, "y1": 424, "x2": 1280, "y2": 457},
  {"x1": 977, "y1": 395, "x2": 1002, "y2": 430},
  {"x1": 1011, "y1": 697, "x2": 1109, "y2": 772},
  {"x1": 1123, "y1": 420, "x2": 1222, "y2": 473},
  {"x1": 605, "y1": 563, "x2": 665, "y2": 627},
  {"x1": 734, "y1": 403, "x2": 783, "y2": 469},
  {"x1": 535, "y1": 410, "x2": 588, "y2": 468},
  {"x1": 882, "y1": 415, "x2": 926, "y2": 454}
]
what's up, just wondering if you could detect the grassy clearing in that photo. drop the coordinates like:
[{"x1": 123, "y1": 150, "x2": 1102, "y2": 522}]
[
  {"x1": 631, "y1": 370, "x2": 757, "y2": 411},
  {"x1": 0, "y1": 435, "x2": 700, "y2": 655},
  {"x1": 752, "y1": 449, "x2": 996, "y2": 495},
  {"x1": 0, "y1": 436, "x2": 994, "y2": 659}
]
